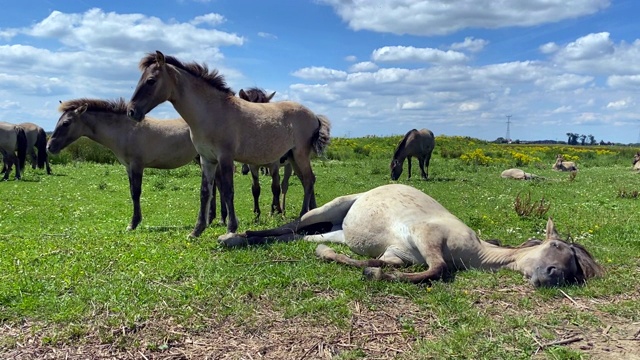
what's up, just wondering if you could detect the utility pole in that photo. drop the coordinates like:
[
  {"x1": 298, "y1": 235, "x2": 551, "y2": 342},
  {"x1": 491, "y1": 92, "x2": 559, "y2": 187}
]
[{"x1": 505, "y1": 115, "x2": 512, "y2": 143}]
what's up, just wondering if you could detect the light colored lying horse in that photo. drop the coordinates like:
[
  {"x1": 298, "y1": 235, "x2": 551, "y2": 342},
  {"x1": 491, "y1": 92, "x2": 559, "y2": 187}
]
[
  {"x1": 552, "y1": 154, "x2": 577, "y2": 171},
  {"x1": 19, "y1": 122, "x2": 51, "y2": 175},
  {"x1": 221, "y1": 184, "x2": 603, "y2": 287},
  {"x1": 48, "y1": 98, "x2": 217, "y2": 231},
  {"x1": 390, "y1": 128, "x2": 435, "y2": 180},
  {"x1": 633, "y1": 152, "x2": 640, "y2": 172},
  {"x1": 0, "y1": 122, "x2": 27, "y2": 180},
  {"x1": 127, "y1": 51, "x2": 331, "y2": 234},
  {"x1": 501, "y1": 168, "x2": 538, "y2": 180}
]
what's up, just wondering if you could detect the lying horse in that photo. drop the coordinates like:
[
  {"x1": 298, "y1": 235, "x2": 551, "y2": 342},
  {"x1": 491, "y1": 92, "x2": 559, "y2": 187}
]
[
  {"x1": 19, "y1": 122, "x2": 51, "y2": 175},
  {"x1": 48, "y1": 98, "x2": 217, "y2": 232},
  {"x1": 633, "y1": 152, "x2": 640, "y2": 172},
  {"x1": 0, "y1": 122, "x2": 27, "y2": 180},
  {"x1": 390, "y1": 128, "x2": 435, "y2": 180},
  {"x1": 237, "y1": 88, "x2": 294, "y2": 217},
  {"x1": 220, "y1": 184, "x2": 603, "y2": 287},
  {"x1": 501, "y1": 168, "x2": 538, "y2": 180},
  {"x1": 552, "y1": 154, "x2": 577, "y2": 171},
  {"x1": 128, "y1": 51, "x2": 331, "y2": 235}
]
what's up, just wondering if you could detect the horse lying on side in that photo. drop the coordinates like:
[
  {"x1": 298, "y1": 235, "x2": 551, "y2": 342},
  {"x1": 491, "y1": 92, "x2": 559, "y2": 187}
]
[
  {"x1": 552, "y1": 154, "x2": 577, "y2": 171},
  {"x1": 220, "y1": 184, "x2": 603, "y2": 288},
  {"x1": 501, "y1": 168, "x2": 538, "y2": 180}
]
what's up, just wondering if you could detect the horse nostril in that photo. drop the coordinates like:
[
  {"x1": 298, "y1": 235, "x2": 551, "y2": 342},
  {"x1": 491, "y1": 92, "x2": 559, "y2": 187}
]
[
  {"x1": 546, "y1": 266, "x2": 557, "y2": 275},
  {"x1": 128, "y1": 109, "x2": 135, "y2": 119}
]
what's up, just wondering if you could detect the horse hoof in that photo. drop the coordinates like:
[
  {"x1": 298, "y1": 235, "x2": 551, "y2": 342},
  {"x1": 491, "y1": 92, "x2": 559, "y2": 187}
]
[
  {"x1": 315, "y1": 244, "x2": 336, "y2": 259},
  {"x1": 218, "y1": 232, "x2": 247, "y2": 247},
  {"x1": 363, "y1": 267, "x2": 384, "y2": 281}
]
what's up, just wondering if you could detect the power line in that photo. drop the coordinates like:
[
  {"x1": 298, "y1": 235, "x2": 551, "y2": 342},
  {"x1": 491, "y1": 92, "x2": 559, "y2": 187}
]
[{"x1": 505, "y1": 115, "x2": 512, "y2": 143}]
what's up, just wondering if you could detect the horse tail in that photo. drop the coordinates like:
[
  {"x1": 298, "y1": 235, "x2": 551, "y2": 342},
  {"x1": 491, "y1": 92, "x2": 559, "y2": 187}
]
[
  {"x1": 15, "y1": 127, "x2": 28, "y2": 171},
  {"x1": 311, "y1": 114, "x2": 331, "y2": 156},
  {"x1": 36, "y1": 127, "x2": 48, "y2": 169}
]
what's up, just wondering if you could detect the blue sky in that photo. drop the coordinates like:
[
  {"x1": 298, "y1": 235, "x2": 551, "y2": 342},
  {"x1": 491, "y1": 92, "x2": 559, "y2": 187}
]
[{"x1": 0, "y1": 0, "x2": 639, "y2": 143}]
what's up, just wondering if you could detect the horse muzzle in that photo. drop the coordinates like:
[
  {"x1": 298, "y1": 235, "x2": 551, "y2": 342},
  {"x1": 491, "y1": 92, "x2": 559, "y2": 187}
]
[{"x1": 126, "y1": 105, "x2": 144, "y2": 122}]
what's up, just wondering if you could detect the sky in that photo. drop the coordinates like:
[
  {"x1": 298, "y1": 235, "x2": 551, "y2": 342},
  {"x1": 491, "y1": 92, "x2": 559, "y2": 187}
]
[{"x1": 0, "y1": 0, "x2": 639, "y2": 144}]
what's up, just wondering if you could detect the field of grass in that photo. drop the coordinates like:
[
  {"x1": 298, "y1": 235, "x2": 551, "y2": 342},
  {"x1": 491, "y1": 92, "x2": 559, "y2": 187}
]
[{"x1": 1, "y1": 136, "x2": 639, "y2": 359}]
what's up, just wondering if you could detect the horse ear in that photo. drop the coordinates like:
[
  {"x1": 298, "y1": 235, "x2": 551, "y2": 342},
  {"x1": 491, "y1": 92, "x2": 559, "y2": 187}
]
[
  {"x1": 545, "y1": 218, "x2": 561, "y2": 240},
  {"x1": 238, "y1": 89, "x2": 248, "y2": 100},
  {"x1": 267, "y1": 91, "x2": 276, "y2": 101},
  {"x1": 76, "y1": 103, "x2": 88, "y2": 115},
  {"x1": 155, "y1": 50, "x2": 166, "y2": 66}
]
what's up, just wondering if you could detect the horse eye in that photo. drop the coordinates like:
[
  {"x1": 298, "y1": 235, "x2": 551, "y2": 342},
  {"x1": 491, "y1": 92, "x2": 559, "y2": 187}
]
[{"x1": 146, "y1": 78, "x2": 156, "y2": 85}]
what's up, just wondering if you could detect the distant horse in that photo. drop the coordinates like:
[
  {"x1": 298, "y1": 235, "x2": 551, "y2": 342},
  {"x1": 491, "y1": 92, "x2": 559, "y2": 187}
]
[
  {"x1": 0, "y1": 122, "x2": 27, "y2": 180},
  {"x1": 127, "y1": 51, "x2": 331, "y2": 235},
  {"x1": 220, "y1": 184, "x2": 604, "y2": 288},
  {"x1": 500, "y1": 168, "x2": 538, "y2": 180},
  {"x1": 552, "y1": 154, "x2": 577, "y2": 171},
  {"x1": 633, "y1": 152, "x2": 640, "y2": 171},
  {"x1": 48, "y1": 98, "x2": 217, "y2": 231},
  {"x1": 19, "y1": 122, "x2": 51, "y2": 175},
  {"x1": 390, "y1": 128, "x2": 435, "y2": 180},
  {"x1": 238, "y1": 87, "x2": 294, "y2": 217}
]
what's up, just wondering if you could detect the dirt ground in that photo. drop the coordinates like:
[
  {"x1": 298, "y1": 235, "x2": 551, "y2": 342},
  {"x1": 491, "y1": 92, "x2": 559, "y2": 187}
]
[{"x1": 2, "y1": 294, "x2": 638, "y2": 359}]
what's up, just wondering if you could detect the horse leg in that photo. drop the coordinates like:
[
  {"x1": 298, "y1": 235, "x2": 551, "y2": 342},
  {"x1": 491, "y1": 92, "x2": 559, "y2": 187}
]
[
  {"x1": 191, "y1": 160, "x2": 217, "y2": 238},
  {"x1": 423, "y1": 152, "x2": 432, "y2": 180},
  {"x1": 215, "y1": 168, "x2": 227, "y2": 225},
  {"x1": 249, "y1": 165, "x2": 261, "y2": 220},
  {"x1": 269, "y1": 163, "x2": 282, "y2": 215},
  {"x1": 13, "y1": 155, "x2": 21, "y2": 180},
  {"x1": 29, "y1": 149, "x2": 36, "y2": 169},
  {"x1": 365, "y1": 242, "x2": 448, "y2": 283},
  {"x1": 289, "y1": 155, "x2": 316, "y2": 216},
  {"x1": 281, "y1": 163, "x2": 292, "y2": 215},
  {"x1": 407, "y1": 156, "x2": 412, "y2": 180},
  {"x1": 205, "y1": 168, "x2": 216, "y2": 225},
  {"x1": 217, "y1": 157, "x2": 238, "y2": 233},
  {"x1": 418, "y1": 157, "x2": 427, "y2": 180},
  {"x1": 316, "y1": 245, "x2": 404, "y2": 268},
  {"x1": 126, "y1": 167, "x2": 143, "y2": 231}
]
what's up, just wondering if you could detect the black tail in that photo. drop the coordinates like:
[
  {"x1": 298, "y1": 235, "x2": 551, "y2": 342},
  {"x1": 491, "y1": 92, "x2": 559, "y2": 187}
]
[
  {"x1": 36, "y1": 128, "x2": 48, "y2": 169},
  {"x1": 15, "y1": 127, "x2": 27, "y2": 171}
]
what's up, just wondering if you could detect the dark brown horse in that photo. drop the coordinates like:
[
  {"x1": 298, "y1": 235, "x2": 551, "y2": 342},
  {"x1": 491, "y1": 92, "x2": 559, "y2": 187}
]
[
  {"x1": 127, "y1": 51, "x2": 331, "y2": 235},
  {"x1": 390, "y1": 128, "x2": 435, "y2": 180},
  {"x1": 0, "y1": 122, "x2": 27, "y2": 180}
]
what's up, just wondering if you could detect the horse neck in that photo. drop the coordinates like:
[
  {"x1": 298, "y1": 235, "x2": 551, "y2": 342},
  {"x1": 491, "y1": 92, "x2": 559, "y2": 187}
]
[
  {"x1": 82, "y1": 112, "x2": 132, "y2": 151},
  {"x1": 474, "y1": 240, "x2": 536, "y2": 272},
  {"x1": 168, "y1": 67, "x2": 226, "y2": 129},
  {"x1": 393, "y1": 144, "x2": 408, "y2": 162}
]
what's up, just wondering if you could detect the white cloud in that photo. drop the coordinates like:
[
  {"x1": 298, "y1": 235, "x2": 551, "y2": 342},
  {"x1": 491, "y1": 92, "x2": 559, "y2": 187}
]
[
  {"x1": 606, "y1": 98, "x2": 632, "y2": 109},
  {"x1": 451, "y1": 37, "x2": 488, "y2": 53},
  {"x1": 190, "y1": 13, "x2": 226, "y2": 26},
  {"x1": 372, "y1": 46, "x2": 467, "y2": 64},
  {"x1": 607, "y1": 74, "x2": 640, "y2": 88},
  {"x1": 398, "y1": 100, "x2": 426, "y2": 110},
  {"x1": 257, "y1": 32, "x2": 277, "y2": 39},
  {"x1": 319, "y1": 0, "x2": 610, "y2": 36},
  {"x1": 344, "y1": 55, "x2": 357, "y2": 62},
  {"x1": 292, "y1": 66, "x2": 348, "y2": 80},
  {"x1": 347, "y1": 99, "x2": 366, "y2": 107},
  {"x1": 349, "y1": 61, "x2": 378, "y2": 72},
  {"x1": 557, "y1": 32, "x2": 614, "y2": 61},
  {"x1": 540, "y1": 42, "x2": 560, "y2": 54},
  {"x1": 551, "y1": 105, "x2": 573, "y2": 113}
]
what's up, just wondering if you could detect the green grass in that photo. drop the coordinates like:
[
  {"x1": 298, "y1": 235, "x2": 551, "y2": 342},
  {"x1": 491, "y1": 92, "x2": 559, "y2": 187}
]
[{"x1": 1, "y1": 138, "x2": 639, "y2": 359}]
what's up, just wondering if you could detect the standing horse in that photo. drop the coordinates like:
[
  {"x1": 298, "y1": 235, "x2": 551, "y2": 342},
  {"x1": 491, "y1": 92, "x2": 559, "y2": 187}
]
[
  {"x1": 220, "y1": 184, "x2": 603, "y2": 288},
  {"x1": 0, "y1": 122, "x2": 27, "y2": 180},
  {"x1": 633, "y1": 152, "x2": 640, "y2": 171},
  {"x1": 552, "y1": 154, "x2": 577, "y2": 171},
  {"x1": 127, "y1": 51, "x2": 331, "y2": 235},
  {"x1": 19, "y1": 122, "x2": 52, "y2": 175},
  {"x1": 48, "y1": 98, "x2": 218, "y2": 231},
  {"x1": 390, "y1": 128, "x2": 435, "y2": 180},
  {"x1": 238, "y1": 88, "x2": 294, "y2": 217}
]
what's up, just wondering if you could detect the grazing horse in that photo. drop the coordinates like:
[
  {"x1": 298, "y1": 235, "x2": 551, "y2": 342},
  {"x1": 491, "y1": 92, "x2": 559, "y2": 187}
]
[
  {"x1": 390, "y1": 128, "x2": 435, "y2": 180},
  {"x1": 552, "y1": 154, "x2": 577, "y2": 171},
  {"x1": 19, "y1": 122, "x2": 51, "y2": 175},
  {"x1": 0, "y1": 122, "x2": 27, "y2": 180},
  {"x1": 633, "y1": 152, "x2": 640, "y2": 171},
  {"x1": 238, "y1": 87, "x2": 294, "y2": 217},
  {"x1": 127, "y1": 51, "x2": 331, "y2": 235},
  {"x1": 501, "y1": 168, "x2": 538, "y2": 180},
  {"x1": 48, "y1": 98, "x2": 217, "y2": 231},
  {"x1": 220, "y1": 184, "x2": 603, "y2": 287}
]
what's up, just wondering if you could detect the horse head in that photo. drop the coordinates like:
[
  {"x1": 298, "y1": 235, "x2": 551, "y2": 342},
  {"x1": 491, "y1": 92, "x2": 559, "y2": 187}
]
[
  {"x1": 390, "y1": 159, "x2": 402, "y2": 180},
  {"x1": 128, "y1": 51, "x2": 173, "y2": 122}
]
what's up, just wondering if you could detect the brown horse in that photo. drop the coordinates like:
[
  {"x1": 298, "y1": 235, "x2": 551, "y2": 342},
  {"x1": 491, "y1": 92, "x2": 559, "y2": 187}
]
[
  {"x1": 0, "y1": 122, "x2": 27, "y2": 180},
  {"x1": 552, "y1": 154, "x2": 577, "y2": 171},
  {"x1": 48, "y1": 98, "x2": 218, "y2": 231},
  {"x1": 633, "y1": 152, "x2": 640, "y2": 171},
  {"x1": 127, "y1": 51, "x2": 331, "y2": 235},
  {"x1": 220, "y1": 184, "x2": 603, "y2": 288},
  {"x1": 19, "y1": 122, "x2": 51, "y2": 175},
  {"x1": 390, "y1": 128, "x2": 435, "y2": 180},
  {"x1": 238, "y1": 88, "x2": 294, "y2": 217}
]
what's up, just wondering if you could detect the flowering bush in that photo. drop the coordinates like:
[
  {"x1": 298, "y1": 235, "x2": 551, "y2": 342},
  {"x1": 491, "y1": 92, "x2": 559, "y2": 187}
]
[{"x1": 460, "y1": 149, "x2": 493, "y2": 165}]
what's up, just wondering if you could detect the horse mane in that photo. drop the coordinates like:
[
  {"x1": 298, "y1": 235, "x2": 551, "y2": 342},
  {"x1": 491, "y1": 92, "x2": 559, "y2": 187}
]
[
  {"x1": 393, "y1": 129, "x2": 417, "y2": 159},
  {"x1": 570, "y1": 242, "x2": 605, "y2": 283},
  {"x1": 139, "y1": 53, "x2": 234, "y2": 96},
  {"x1": 58, "y1": 98, "x2": 128, "y2": 114}
]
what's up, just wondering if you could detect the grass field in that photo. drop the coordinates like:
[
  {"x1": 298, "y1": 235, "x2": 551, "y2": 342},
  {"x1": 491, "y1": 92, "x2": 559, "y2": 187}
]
[{"x1": 1, "y1": 137, "x2": 639, "y2": 359}]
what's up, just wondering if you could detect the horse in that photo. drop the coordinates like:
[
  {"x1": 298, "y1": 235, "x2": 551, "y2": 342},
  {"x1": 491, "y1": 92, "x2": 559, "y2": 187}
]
[
  {"x1": 552, "y1": 154, "x2": 577, "y2": 171},
  {"x1": 0, "y1": 122, "x2": 27, "y2": 180},
  {"x1": 390, "y1": 128, "x2": 435, "y2": 180},
  {"x1": 127, "y1": 51, "x2": 331, "y2": 235},
  {"x1": 48, "y1": 98, "x2": 219, "y2": 232},
  {"x1": 18, "y1": 122, "x2": 51, "y2": 175},
  {"x1": 220, "y1": 184, "x2": 603, "y2": 288},
  {"x1": 500, "y1": 168, "x2": 538, "y2": 180},
  {"x1": 237, "y1": 87, "x2": 294, "y2": 217},
  {"x1": 633, "y1": 152, "x2": 640, "y2": 171}
]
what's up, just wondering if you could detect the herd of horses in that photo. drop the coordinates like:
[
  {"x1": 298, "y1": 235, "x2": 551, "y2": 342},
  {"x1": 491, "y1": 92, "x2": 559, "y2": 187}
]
[
  {"x1": 0, "y1": 50, "x2": 608, "y2": 288},
  {"x1": 0, "y1": 121, "x2": 51, "y2": 180}
]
